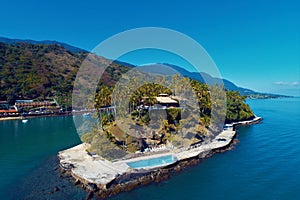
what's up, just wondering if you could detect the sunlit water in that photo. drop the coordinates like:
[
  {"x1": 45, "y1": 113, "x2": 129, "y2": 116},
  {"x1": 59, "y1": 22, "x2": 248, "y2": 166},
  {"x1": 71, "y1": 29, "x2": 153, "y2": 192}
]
[{"x1": 0, "y1": 98, "x2": 299, "y2": 199}]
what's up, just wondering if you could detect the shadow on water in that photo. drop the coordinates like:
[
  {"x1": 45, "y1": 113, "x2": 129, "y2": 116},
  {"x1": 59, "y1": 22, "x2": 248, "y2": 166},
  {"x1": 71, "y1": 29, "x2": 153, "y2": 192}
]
[{"x1": 6, "y1": 156, "x2": 91, "y2": 200}]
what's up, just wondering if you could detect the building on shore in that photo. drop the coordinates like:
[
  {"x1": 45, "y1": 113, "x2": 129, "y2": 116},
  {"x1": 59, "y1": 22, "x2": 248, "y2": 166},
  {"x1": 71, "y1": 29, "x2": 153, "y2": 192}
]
[
  {"x1": 14, "y1": 99, "x2": 60, "y2": 113},
  {"x1": 146, "y1": 94, "x2": 180, "y2": 111},
  {"x1": 0, "y1": 101, "x2": 18, "y2": 116},
  {"x1": 155, "y1": 93, "x2": 179, "y2": 107},
  {"x1": 15, "y1": 99, "x2": 58, "y2": 108}
]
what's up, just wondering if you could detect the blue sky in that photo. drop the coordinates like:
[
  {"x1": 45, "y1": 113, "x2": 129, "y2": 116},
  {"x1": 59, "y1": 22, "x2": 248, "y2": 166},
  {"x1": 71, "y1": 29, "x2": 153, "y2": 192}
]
[{"x1": 0, "y1": 0, "x2": 299, "y2": 96}]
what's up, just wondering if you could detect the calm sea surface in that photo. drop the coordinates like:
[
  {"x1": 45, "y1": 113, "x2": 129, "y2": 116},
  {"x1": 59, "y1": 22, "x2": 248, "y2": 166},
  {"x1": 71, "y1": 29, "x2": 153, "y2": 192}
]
[{"x1": 0, "y1": 98, "x2": 299, "y2": 199}]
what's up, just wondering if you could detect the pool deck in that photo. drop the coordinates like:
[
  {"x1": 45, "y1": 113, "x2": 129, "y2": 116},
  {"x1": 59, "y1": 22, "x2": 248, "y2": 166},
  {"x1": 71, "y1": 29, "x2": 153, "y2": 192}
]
[{"x1": 59, "y1": 143, "x2": 129, "y2": 186}]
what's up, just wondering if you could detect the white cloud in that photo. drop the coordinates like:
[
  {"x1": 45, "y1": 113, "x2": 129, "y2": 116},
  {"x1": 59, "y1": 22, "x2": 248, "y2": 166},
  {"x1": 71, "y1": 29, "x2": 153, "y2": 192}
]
[{"x1": 274, "y1": 81, "x2": 300, "y2": 86}]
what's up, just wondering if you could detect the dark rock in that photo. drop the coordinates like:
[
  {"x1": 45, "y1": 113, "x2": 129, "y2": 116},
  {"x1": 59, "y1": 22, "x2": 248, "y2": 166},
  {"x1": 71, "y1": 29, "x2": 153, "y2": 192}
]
[
  {"x1": 85, "y1": 191, "x2": 94, "y2": 200},
  {"x1": 86, "y1": 183, "x2": 97, "y2": 191},
  {"x1": 74, "y1": 179, "x2": 80, "y2": 185},
  {"x1": 174, "y1": 165, "x2": 181, "y2": 172},
  {"x1": 125, "y1": 180, "x2": 140, "y2": 191},
  {"x1": 53, "y1": 186, "x2": 60, "y2": 192},
  {"x1": 140, "y1": 176, "x2": 152, "y2": 185}
]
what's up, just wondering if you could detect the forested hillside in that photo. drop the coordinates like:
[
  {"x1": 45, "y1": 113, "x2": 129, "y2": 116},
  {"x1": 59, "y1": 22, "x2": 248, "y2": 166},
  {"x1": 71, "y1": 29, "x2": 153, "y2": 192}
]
[{"x1": 0, "y1": 42, "x2": 129, "y2": 108}]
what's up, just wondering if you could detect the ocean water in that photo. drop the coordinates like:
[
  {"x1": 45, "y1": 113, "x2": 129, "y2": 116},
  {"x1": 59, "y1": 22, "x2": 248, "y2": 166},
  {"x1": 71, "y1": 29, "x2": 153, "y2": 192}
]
[
  {"x1": 0, "y1": 98, "x2": 299, "y2": 199},
  {"x1": 0, "y1": 116, "x2": 82, "y2": 198}
]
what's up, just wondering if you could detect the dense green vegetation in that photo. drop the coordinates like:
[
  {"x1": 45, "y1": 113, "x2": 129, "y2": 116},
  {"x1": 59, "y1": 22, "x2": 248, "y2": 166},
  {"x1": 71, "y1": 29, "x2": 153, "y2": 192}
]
[
  {"x1": 93, "y1": 76, "x2": 254, "y2": 127},
  {"x1": 0, "y1": 42, "x2": 130, "y2": 109},
  {"x1": 0, "y1": 43, "x2": 80, "y2": 107},
  {"x1": 226, "y1": 91, "x2": 254, "y2": 122},
  {"x1": 87, "y1": 74, "x2": 254, "y2": 159}
]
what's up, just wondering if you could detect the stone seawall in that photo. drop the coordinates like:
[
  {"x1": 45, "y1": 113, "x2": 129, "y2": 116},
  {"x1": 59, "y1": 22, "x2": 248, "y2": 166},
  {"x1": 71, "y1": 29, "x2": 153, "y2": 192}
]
[{"x1": 59, "y1": 136, "x2": 239, "y2": 199}]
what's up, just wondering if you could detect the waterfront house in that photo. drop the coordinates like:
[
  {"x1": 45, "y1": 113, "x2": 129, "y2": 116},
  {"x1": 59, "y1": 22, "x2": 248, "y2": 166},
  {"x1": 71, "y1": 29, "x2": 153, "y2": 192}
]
[
  {"x1": 155, "y1": 94, "x2": 179, "y2": 108},
  {"x1": 15, "y1": 99, "x2": 58, "y2": 109},
  {"x1": 14, "y1": 99, "x2": 60, "y2": 113},
  {"x1": 0, "y1": 101, "x2": 18, "y2": 116}
]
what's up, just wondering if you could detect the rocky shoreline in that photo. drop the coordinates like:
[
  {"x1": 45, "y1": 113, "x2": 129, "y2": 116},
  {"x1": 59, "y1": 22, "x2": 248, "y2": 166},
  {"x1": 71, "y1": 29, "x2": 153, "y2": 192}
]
[
  {"x1": 58, "y1": 117, "x2": 261, "y2": 199},
  {"x1": 57, "y1": 137, "x2": 238, "y2": 200}
]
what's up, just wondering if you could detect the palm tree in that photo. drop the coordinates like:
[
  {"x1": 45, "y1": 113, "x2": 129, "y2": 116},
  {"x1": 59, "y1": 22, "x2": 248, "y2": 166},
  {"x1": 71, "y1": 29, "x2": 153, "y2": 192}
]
[{"x1": 94, "y1": 85, "x2": 112, "y2": 108}]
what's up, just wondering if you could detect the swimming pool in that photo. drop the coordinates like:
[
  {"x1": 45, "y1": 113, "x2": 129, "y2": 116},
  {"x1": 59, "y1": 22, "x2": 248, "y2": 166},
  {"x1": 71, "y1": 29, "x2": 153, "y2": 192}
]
[{"x1": 126, "y1": 155, "x2": 177, "y2": 169}]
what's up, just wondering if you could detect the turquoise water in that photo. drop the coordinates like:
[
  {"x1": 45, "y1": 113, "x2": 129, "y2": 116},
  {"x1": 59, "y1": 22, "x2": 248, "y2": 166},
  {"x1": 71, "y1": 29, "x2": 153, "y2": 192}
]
[
  {"x1": 0, "y1": 98, "x2": 299, "y2": 199},
  {"x1": 127, "y1": 155, "x2": 176, "y2": 169},
  {"x1": 0, "y1": 116, "x2": 81, "y2": 198}
]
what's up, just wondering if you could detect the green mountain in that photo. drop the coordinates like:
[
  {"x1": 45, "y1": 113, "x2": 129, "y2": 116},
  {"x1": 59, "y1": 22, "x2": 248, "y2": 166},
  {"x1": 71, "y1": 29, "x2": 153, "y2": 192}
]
[
  {"x1": 0, "y1": 42, "x2": 129, "y2": 108},
  {"x1": 0, "y1": 36, "x2": 87, "y2": 53},
  {"x1": 0, "y1": 39, "x2": 288, "y2": 110}
]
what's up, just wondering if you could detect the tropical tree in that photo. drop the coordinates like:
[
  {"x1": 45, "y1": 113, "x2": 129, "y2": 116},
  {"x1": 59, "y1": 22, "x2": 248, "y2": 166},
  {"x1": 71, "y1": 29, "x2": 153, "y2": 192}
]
[{"x1": 94, "y1": 85, "x2": 112, "y2": 108}]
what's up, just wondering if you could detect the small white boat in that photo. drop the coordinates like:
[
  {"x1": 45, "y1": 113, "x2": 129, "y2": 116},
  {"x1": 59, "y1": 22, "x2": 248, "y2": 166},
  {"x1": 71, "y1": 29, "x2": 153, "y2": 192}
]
[
  {"x1": 83, "y1": 112, "x2": 91, "y2": 117},
  {"x1": 22, "y1": 119, "x2": 28, "y2": 123}
]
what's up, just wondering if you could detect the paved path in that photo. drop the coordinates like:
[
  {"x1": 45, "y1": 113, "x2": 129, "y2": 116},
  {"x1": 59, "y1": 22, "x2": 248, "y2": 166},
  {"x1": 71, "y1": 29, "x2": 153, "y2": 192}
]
[
  {"x1": 59, "y1": 129, "x2": 236, "y2": 186},
  {"x1": 59, "y1": 143, "x2": 128, "y2": 185}
]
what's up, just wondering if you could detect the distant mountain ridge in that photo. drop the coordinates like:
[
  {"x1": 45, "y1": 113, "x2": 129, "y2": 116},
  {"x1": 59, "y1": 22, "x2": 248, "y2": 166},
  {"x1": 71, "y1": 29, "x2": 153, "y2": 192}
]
[
  {"x1": 0, "y1": 36, "x2": 88, "y2": 53},
  {"x1": 0, "y1": 37, "x2": 289, "y2": 100},
  {"x1": 159, "y1": 63, "x2": 256, "y2": 95},
  {"x1": 159, "y1": 64, "x2": 291, "y2": 98},
  {"x1": 140, "y1": 63, "x2": 291, "y2": 98}
]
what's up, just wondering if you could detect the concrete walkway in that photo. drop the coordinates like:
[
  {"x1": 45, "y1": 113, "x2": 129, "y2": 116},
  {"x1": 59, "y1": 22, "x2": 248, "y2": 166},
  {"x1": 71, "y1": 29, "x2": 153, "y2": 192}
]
[
  {"x1": 59, "y1": 143, "x2": 128, "y2": 185},
  {"x1": 176, "y1": 130, "x2": 236, "y2": 160},
  {"x1": 59, "y1": 129, "x2": 236, "y2": 186}
]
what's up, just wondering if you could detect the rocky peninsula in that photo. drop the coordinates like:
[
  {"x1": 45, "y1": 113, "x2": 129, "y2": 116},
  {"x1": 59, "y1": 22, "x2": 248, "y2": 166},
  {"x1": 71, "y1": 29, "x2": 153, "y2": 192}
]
[{"x1": 58, "y1": 116, "x2": 262, "y2": 199}]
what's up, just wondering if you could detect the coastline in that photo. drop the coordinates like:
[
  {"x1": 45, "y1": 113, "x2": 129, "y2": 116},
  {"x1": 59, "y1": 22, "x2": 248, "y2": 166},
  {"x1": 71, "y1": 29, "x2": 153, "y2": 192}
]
[
  {"x1": 58, "y1": 116, "x2": 262, "y2": 199},
  {"x1": 0, "y1": 111, "x2": 76, "y2": 121},
  {"x1": 0, "y1": 116, "x2": 22, "y2": 121}
]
